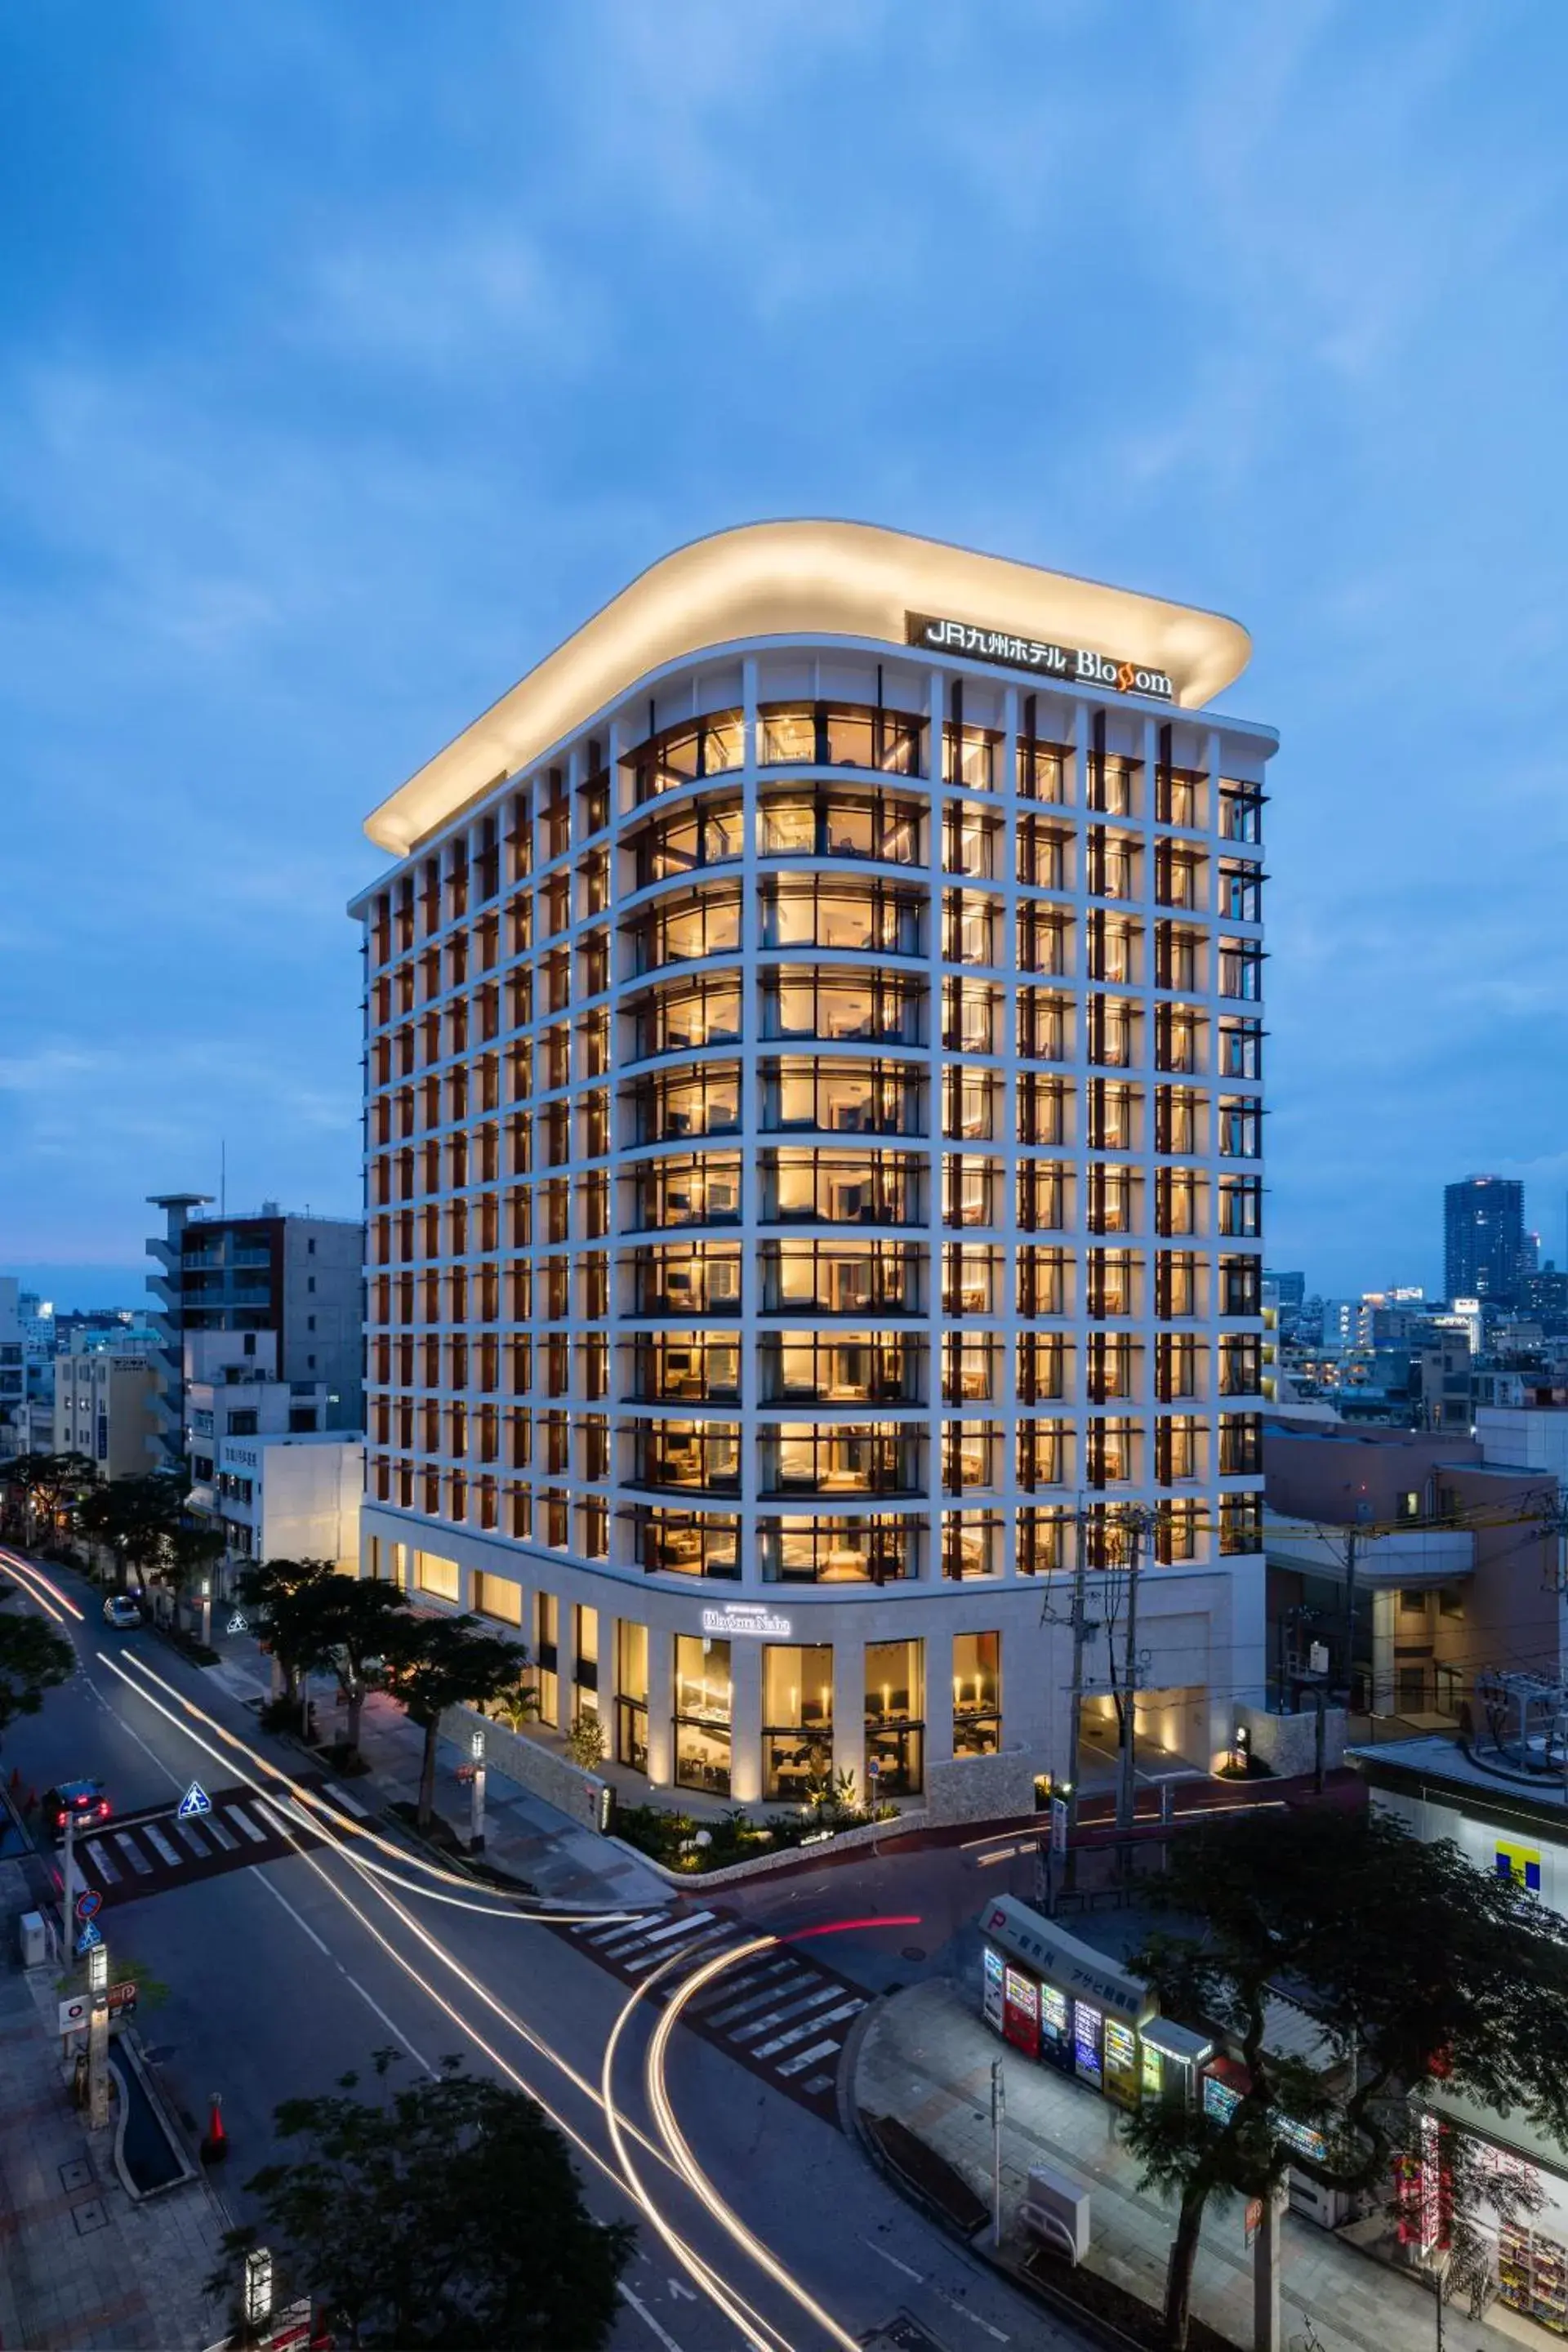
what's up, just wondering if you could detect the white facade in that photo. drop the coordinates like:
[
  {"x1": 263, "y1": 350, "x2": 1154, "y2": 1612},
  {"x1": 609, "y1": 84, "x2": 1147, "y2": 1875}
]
[
  {"x1": 350, "y1": 523, "x2": 1275, "y2": 1806},
  {"x1": 214, "y1": 1432, "x2": 363, "y2": 1569}
]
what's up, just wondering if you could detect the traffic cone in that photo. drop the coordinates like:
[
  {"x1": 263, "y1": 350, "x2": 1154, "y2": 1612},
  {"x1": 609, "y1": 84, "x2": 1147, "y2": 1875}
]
[{"x1": 200, "y1": 2090, "x2": 228, "y2": 2166}]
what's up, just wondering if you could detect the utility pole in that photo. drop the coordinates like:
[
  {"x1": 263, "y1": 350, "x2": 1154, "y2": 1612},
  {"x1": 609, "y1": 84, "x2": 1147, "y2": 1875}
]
[
  {"x1": 1116, "y1": 1508, "x2": 1148, "y2": 1834},
  {"x1": 61, "y1": 1809, "x2": 78, "y2": 1931},
  {"x1": 990, "y1": 2056, "x2": 1005, "y2": 2248},
  {"x1": 1342, "y1": 1526, "x2": 1359, "y2": 1711}
]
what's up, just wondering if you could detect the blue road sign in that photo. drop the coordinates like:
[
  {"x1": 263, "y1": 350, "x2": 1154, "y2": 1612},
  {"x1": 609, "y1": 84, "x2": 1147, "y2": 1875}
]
[
  {"x1": 75, "y1": 1920, "x2": 104, "y2": 1956},
  {"x1": 226, "y1": 1611, "x2": 249, "y2": 1635},
  {"x1": 75, "y1": 1888, "x2": 102, "y2": 1922},
  {"x1": 177, "y1": 1782, "x2": 212, "y2": 1820}
]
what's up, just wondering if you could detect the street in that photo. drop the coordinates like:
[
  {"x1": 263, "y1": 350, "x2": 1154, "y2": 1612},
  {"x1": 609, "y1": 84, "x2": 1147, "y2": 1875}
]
[{"x1": 2, "y1": 1552, "x2": 1082, "y2": 2352}]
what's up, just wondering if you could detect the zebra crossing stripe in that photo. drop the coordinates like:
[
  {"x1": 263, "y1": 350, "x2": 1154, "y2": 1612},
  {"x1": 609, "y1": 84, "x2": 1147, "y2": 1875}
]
[
  {"x1": 701, "y1": 1965, "x2": 800, "y2": 2026},
  {"x1": 172, "y1": 1818, "x2": 211, "y2": 1857},
  {"x1": 227, "y1": 1806, "x2": 270, "y2": 1845},
  {"x1": 634, "y1": 1910, "x2": 716, "y2": 1947},
  {"x1": 752, "y1": 2000, "x2": 862, "y2": 2060},
  {"x1": 142, "y1": 1824, "x2": 185, "y2": 1867},
  {"x1": 83, "y1": 1840, "x2": 121, "y2": 1885},
  {"x1": 113, "y1": 1832, "x2": 154, "y2": 1877},
  {"x1": 779, "y1": 2040, "x2": 849, "y2": 2080},
  {"x1": 728, "y1": 1984, "x2": 842, "y2": 2043}
]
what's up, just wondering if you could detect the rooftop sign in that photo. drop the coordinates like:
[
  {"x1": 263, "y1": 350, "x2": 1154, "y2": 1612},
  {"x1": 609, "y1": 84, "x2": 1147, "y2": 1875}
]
[{"x1": 908, "y1": 611, "x2": 1174, "y2": 702}]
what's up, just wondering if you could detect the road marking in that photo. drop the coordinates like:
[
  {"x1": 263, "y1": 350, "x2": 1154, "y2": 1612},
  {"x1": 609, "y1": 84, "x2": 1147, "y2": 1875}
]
[
  {"x1": 777, "y1": 2036, "x2": 844, "y2": 2078},
  {"x1": 203, "y1": 1813, "x2": 238, "y2": 1851},
  {"x1": 252, "y1": 1869, "x2": 434, "y2": 2074},
  {"x1": 754, "y1": 2000, "x2": 862, "y2": 2059},
  {"x1": 172, "y1": 1819, "x2": 211, "y2": 1857},
  {"x1": 227, "y1": 1806, "x2": 269, "y2": 1845},
  {"x1": 666, "y1": 2279, "x2": 697, "y2": 2304},
  {"x1": 729, "y1": 1986, "x2": 840, "y2": 2043},
  {"x1": 862, "y1": 2238, "x2": 923, "y2": 2282},
  {"x1": 142, "y1": 1823, "x2": 184, "y2": 1867},
  {"x1": 112, "y1": 1831, "x2": 153, "y2": 1876},
  {"x1": 618, "y1": 2283, "x2": 686, "y2": 2352},
  {"x1": 322, "y1": 1779, "x2": 370, "y2": 1819},
  {"x1": 82, "y1": 1840, "x2": 121, "y2": 1885}
]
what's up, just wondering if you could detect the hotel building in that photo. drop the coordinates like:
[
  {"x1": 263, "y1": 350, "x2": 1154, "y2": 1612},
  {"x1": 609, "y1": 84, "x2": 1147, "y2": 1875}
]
[{"x1": 350, "y1": 523, "x2": 1276, "y2": 1810}]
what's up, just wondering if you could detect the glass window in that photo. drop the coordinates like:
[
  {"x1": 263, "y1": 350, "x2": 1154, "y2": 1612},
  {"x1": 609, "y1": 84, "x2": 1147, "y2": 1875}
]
[
  {"x1": 638, "y1": 1509, "x2": 740, "y2": 1579},
  {"x1": 866, "y1": 1638, "x2": 924, "y2": 1796},
  {"x1": 415, "y1": 1552, "x2": 460, "y2": 1601},
  {"x1": 674, "y1": 1634, "x2": 732, "y2": 1796},
  {"x1": 762, "y1": 1642, "x2": 834, "y2": 1799},
  {"x1": 615, "y1": 1620, "x2": 648, "y2": 1773},
  {"x1": 761, "y1": 1515, "x2": 915, "y2": 1584},
  {"x1": 473, "y1": 1570, "x2": 521, "y2": 1627},
  {"x1": 953, "y1": 1632, "x2": 1000, "y2": 1756}
]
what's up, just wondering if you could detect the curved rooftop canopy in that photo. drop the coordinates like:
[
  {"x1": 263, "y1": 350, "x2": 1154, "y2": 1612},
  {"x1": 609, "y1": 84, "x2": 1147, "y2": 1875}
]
[{"x1": 364, "y1": 519, "x2": 1252, "y2": 854}]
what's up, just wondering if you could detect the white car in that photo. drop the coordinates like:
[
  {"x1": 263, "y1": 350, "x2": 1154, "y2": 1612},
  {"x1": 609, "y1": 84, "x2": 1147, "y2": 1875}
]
[{"x1": 102, "y1": 1594, "x2": 144, "y2": 1630}]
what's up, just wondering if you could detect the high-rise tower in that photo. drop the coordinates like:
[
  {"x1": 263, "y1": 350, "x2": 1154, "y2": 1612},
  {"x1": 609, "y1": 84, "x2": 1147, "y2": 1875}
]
[{"x1": 350, "y1": 523, "x2": 1276, "y2": 1801}]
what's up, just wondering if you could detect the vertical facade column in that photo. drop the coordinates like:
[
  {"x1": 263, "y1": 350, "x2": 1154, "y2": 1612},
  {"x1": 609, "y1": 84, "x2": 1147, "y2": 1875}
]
[
  {"x1": 998, "y1": 681, "x2": 1022, "y2": 1584},
  {"x1": 738, "y1": 654, "x2": 761, "y2": 1575},
  {"x1": 924, "y1": 1619, "x2": 955, "y2": 1769},
  {"x1": 833, "y1": 1629, "x2": 866, "y2": 1793},
  {"x1": 924, "y1": 666, "x2": 947, "y2": 1590},
  {"x1": 556, "y1": 1594, "x2": 580, "y2": 1731},
  {"x1": 729, "y1": 1636, "x2": 763, "y2": 1804},
  {"x1": 646, "y1": 1623, "x2": 674, "y2": 1788}
]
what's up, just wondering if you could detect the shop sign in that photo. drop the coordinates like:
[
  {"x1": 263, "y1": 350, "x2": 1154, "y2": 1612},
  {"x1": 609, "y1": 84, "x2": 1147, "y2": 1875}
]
[
  {"x1": 700, "y1": 1603, "x2": 792, "y2": 1640},
  {"x1": 1496, "y1": 1839, "x2": 1543, "y2": 1892},
  {"x1": 982, "y1": 1900, "x2": 1146, "y2": 2020},
  {"x1": 907, "y1": 612, "x2": 1175, "y2": 702}
]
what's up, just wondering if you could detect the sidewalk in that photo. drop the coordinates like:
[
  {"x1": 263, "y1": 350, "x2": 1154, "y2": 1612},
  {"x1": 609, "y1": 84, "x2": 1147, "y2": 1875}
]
[
  {"x1": 856, "y1": 1975, "x2": 1532, "y2": 2352},
  {"x1": 0, "y1": 1863, "x2": 229, "y2": 2350},
  {"x1": 203, "y1": 1625, "x2": 667, "y2": 1911}
]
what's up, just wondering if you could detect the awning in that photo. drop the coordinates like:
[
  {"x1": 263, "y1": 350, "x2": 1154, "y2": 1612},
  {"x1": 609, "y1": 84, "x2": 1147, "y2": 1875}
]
[{"x1": 979, "y1": 1895, "x2": 1151, "y2": 2023}]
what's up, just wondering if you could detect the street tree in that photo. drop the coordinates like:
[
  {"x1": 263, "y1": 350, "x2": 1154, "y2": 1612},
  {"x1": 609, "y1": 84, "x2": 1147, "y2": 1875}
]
[
  {"x1": 0, "y1": 1579, "x2": 74, "y2": 1742},
  {"x1": 212, "y1": 2052, "x2": 632, "y2": 2349},
  {"x1": 292, "y1": 1575, "x2": 411, "y2": 1761},
  {"x1": 1, "y1": 1451, "x2": 96, "y2": 1543},
  {"x1": 234, "y1": 1557, "x2": 339, "y2": 1707},
  {"x1": 158, "y1": 1519, "x2": 227, "y2": 1629},
  {"x1": 1122, "y1": 1807, "x2": 1568, "y2": 2350},
  {"x1": 75, "y1": 1473, "x2": 183, "y2": 1591},
  {"x1": 381, "y1": 1613, "x2": 524, "y2": 1828}
]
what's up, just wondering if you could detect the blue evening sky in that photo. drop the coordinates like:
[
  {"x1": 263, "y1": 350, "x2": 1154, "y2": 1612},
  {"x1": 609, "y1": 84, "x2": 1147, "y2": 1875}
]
[{"x1": 2, "y1": 2, "x2": 1566, "y2": 1307}]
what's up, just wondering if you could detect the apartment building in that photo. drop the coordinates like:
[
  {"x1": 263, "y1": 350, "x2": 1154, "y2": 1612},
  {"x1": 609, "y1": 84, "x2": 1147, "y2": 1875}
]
[{"x1": 350, "y1": 522, "x2": 1275, "y2": 1804}]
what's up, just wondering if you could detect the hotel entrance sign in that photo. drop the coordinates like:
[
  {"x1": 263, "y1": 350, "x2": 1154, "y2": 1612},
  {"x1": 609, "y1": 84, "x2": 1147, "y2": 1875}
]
[
  {"x1": 908, "y1": 612, "x2": 1174, "y2": 702},
  {"x1": 701, "y1": 1602, "x2": 792, "y2": 1640}
]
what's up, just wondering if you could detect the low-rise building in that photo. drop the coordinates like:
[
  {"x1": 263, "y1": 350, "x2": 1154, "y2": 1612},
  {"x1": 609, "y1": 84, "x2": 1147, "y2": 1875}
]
[
  {"x1": 213, "y1": 1432, "x2": 363, "y2": 1571},
  {"x1": 1265, "y1": 1419, "x2": 1563, "y2": 1723},
  {"x1": 52, "y1": 1352, "x2": 159, "y2": 1480}
]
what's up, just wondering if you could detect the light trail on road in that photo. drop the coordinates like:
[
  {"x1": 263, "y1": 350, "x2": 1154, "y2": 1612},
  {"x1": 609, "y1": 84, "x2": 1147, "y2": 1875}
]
[
  {"x1": 0, "y1": 1549, "x2": 78, "y2": 1625},
  {"x1": 101, "y1": 1646, "x2": 640, "y2": 1922},
  {"x1": 86, "y1": 1643, "x2": 811, "y2": 2350}
]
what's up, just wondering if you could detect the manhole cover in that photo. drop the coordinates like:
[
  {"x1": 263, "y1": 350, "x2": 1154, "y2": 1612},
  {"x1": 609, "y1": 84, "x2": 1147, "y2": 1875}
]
[
  {"x1": 73, "y1": 2199, "x2": 109, "y2": 2236},
  {"x1": 901, "y1": 1944, "x2": 926, "y2": 1960},
  {"x1": 59, "y1": 2158, "x2": 93, "y2": 2193}
]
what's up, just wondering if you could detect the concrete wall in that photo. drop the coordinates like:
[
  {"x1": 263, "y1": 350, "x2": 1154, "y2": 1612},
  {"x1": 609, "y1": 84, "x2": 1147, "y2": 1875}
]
[{"x1": 243, "y1": 1436, "x2": 363, "y2": 1569}]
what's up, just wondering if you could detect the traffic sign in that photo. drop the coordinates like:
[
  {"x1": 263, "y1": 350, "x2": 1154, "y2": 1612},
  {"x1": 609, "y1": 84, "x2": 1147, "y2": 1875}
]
[
  {"x1": 227, "y1": 1611, "x2": 250, "y2": 1635},
  {"x1": 75, "y1": 1887, "x2": 103, "y2": 1923},
  {"x1": 75, "y1": 1920, "x2": 104, "y2": 1956},
  {"x1": 177, "y1": 1782, "x2": 212, "y2": 1819}
]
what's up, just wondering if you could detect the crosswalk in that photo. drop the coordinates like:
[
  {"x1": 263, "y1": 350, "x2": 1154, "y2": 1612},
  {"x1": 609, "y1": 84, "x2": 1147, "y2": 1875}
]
[
  {"x1": 565, "y1": 1905, "x2": 867, "y2": 2121},
  {"x1": 69, "y1": 1781, "x2": 328, "y2": 1911}
]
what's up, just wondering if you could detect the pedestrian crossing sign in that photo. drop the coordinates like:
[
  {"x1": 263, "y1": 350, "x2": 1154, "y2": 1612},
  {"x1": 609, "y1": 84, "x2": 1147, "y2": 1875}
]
[
  {"x1": 75, "y1": 1920, "x2": 104, "y2": 1956},
  {"x1": 177, "y1": 1782, "x2": 212, "y2": 1820}
]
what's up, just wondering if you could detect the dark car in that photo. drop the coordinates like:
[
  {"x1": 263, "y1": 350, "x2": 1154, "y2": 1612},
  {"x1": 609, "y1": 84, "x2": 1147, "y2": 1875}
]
[{"x1": 42, "y1": 1779, "x2": 110, "y2": 1839}]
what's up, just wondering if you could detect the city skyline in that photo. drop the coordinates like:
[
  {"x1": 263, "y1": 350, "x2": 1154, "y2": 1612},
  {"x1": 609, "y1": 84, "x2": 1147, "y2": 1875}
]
[{"x1": 3, "y1": 7, "x2": 1567, "y2": 1300}]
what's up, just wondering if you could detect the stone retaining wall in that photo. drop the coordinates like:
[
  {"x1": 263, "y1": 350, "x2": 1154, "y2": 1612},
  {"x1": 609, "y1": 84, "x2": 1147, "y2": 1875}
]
[
  {"x1": 925, "y1": 1747, "x2": 1037, "y2": 1825},
  {"x1": 442, "y1": 1706, "x2": 607, "y2": 1831},
  {"x1": 1234, "y1": 1699, "x2": 1347, "y2": 1779}
]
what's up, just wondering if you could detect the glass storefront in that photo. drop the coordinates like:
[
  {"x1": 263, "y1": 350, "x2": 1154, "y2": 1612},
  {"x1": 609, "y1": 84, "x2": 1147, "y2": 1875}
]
[
  {"x1": 674, "y1": 1633, "x2": 732, "y2": 1797},
  {"x1": 866, "y1": 1637, "x2": 924, "y2": 1796},
  {"x1": 953, "y1": 1631, "x2": 1001, "y2": 1757},
  {"x1": 616, "y1": 1620, "x2": 648, "y2": 1772},
  {"x1": 761, "y1": 1642, "x2": 834, "y2": 1800}
]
